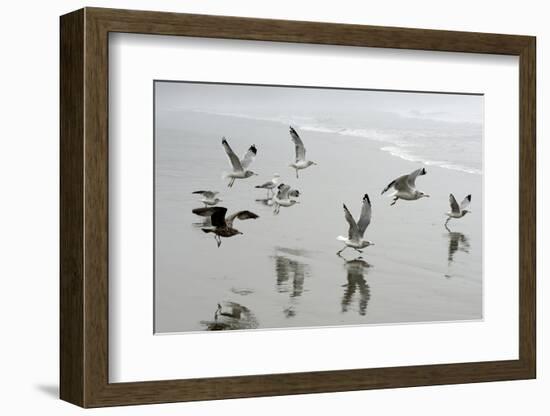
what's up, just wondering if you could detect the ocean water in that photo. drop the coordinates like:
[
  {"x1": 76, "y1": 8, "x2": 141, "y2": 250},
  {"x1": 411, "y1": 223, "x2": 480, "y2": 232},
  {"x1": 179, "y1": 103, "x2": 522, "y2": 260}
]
[
  {"x1": 154, "y1": 108, "x2": 483, "y2": 334},
  {"x1": 190, "y1": 110, "x2": 483, "y2": 175}
]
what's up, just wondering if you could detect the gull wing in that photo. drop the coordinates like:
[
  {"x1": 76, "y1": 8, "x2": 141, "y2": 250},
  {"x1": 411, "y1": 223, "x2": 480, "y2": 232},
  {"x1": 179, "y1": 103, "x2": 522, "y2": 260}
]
[
  {"x1": 406, "y1": 167, "x2": 427, "y2": 188},
  {"x1": 449, "y1": 194, "x2": 460, "y2": 214},
  {"x1": 276, "y1": 184, "x2": 291, "y2": 199},
  {"x1": 382, "y1": 174, "x2": 409, "y2": 194},
  {"x1": 343, "y1": 204, "x2": 361, "y2": 242},
  {"x1": 192, "y1": 190, "x2": 218, "y2": 199},
  {"x1": 222, "y1": 138, "x2": 243, "y2": 172},
  {"x1": 192, "y1": 206, "x2": 227, "y2": 227},
  {"x1": 226, "y1": 210, "x2": 259, "y2": 228},
  {"x1": 460, "y1": 194, "x2": 472, "y2": 211},
  {"x1": 240, "y1": 144, "x2": 257, "y2": 170},
  {"x1": 356, "y1": 194, "x2": 372, "y2": 236},
  {"x1": 289, "y1": 126, "x2": 306, "y2": 162}
]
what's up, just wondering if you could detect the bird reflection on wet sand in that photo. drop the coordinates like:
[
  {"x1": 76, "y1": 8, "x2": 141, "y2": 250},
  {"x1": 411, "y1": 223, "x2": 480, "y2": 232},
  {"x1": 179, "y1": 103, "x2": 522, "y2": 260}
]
[
  {"x1": 338, "y1": 254, "x2": 371, "y2": 316},
  {"x1": 273, "y1": 247, "x2": 310, "y2": 318},
  {"x1": 200, "y1": 301, "x2": 258, "y2": 331},
  {"x1": 445, "y1": 224, "x2": 470, "y2": 265}
]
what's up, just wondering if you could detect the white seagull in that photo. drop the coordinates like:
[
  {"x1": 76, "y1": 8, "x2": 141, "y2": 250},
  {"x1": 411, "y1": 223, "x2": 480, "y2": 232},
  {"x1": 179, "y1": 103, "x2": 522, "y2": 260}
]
[
  {"x1": 337, "y1": 194, "x2": 374, "y2": 255},
  {"x1": 445, "y1": 194, "x2": 472, "y2": 226},
  {"x1": 221, "y1": 137, "x2": 258, "y2": 187},
  {"x1": 381, "y1": 167, "x2": 430, "y2": 206},
  {"x1": 273, "y1": 183, "x2": 300, "y2": 215},
  {"x1": 288, "y1": 126, "x2": 316, "y2": 178},
  {"x1": 255, "y1": 173, "x2": 280, "y2": 197},
  {"x1": 192, "y1": 190, "x2": 221, "y2": 207}
]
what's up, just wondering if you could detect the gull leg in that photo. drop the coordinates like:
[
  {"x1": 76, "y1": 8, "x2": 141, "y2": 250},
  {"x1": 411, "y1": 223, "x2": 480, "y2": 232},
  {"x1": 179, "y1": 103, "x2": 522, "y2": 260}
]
[
  {"x1": 215, "y1": 235, "x2": 222, "y2": 248},
  {"x1": 337, "y1": 246, "x2": 348, "y2": 255},
  {"x1": 354, "y1": 249, "x2": 363, "y2": 253},
  {"x1": 390, "y1": 197, "x2": 398, "y2": 206},
  {"x1": 445, "y1": 217, "x2": 451, "y2": 227},
  {"x1": 295, "y1": 169, "x2": 299, "y2": 179},
  {"x1": 228, "y1": 178, "x2": 235, "y2": 188}
]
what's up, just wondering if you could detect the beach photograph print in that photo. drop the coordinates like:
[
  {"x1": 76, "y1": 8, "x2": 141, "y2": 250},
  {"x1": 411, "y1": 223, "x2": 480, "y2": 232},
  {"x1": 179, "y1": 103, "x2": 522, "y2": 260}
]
[{"x1": 154, "y1": 81, "x2": 483, "y2": 334}]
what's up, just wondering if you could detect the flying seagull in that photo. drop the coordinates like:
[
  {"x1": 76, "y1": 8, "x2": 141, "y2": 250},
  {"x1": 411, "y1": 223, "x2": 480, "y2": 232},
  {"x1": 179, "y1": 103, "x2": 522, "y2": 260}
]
[
  {"x1": 255, "y1": 173, "x2": 280, "y2": 197},
  {"x1": 445, "y1": 194, "x2": 472, "y2": 226},
  {"x1": 381, "y1": 167, "x2": 430, "y2": 206},
  {"x1": 288, "y1": 126, "x2": 316, "y2": 178},
  {"x1": 273, "y1": 183, "x2": 300, "y2": 215},
  {"x1": 192, "y1": 206, "x2": 259, "y2": 247},
  {"x1": 192, "y1": 190, "x2": 221, "y2": 207},
  {"x1": 337, "y1": 194, "x2": 374, "y2": 255},
  {"x1": 221, "y1": 137, "x2": 258, "y2": 187}
]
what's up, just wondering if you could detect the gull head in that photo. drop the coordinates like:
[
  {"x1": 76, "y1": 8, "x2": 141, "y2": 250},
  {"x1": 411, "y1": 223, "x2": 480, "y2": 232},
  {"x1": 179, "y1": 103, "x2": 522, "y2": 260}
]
[
  {"x1": 416, "y1": 191, "x2": 430, "y2": 199},
  {"x1": 307, "y1": 161, "x2": 317, "y2": 167},
  {"x1": 244, "y1": 171, "x2": 258, "y2": 178}
]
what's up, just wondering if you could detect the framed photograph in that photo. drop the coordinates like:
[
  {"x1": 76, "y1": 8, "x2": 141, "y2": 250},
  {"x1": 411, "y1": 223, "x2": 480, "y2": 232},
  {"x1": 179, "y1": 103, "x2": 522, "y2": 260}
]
[{"x1": 60, "y1": 7, "x2": 536, "y2": 407}]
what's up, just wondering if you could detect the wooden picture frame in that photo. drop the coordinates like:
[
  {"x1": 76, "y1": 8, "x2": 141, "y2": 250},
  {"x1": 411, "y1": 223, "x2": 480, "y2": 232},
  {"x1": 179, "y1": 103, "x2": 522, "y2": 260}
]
[{"x1": 60, "y1": 7, "x2": 536, "y2": 408}]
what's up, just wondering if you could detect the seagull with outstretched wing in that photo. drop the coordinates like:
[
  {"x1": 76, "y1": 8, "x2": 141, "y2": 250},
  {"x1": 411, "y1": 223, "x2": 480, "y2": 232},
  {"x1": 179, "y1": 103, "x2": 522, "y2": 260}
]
[
  {"x1": 337, "y1": 194, "x2": 375, "y2": 255},
  {"x1": 445, "y1": 194, "x2": 472, "y2": 226},
  {"x1": 381, "y1": 167, "x2": 430, "y2": 206},
  {"x1": 272, "y1": 183, "x2": 300, "y2": 214},
  {"x1": 288, "y1": 126, "x2": 316, "y2": 178},
  {"x1": 192, "y1": 206, "x2": 259, "y2": 247},
  {"x1": 221, "y1": 137, "x2": 258, "y2": 187}
]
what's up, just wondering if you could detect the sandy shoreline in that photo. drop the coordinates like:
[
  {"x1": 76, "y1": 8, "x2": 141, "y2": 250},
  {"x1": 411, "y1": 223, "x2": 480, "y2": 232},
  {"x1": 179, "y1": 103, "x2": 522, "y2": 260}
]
[{"x1": 155, "y1": 111, "x2": 483, "y2": 332}]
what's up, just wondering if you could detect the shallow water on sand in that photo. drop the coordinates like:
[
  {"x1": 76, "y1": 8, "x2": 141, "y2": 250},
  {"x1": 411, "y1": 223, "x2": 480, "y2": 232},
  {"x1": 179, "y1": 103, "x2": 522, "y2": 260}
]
[{"x1": 154, "y1": 111, "x2": 482, "y2": 333}]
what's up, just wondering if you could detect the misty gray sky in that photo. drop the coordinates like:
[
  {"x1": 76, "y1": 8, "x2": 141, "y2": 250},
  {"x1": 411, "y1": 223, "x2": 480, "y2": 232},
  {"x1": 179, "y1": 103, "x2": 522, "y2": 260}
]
[{"x1": 155, "y1": 81, "x2": 483, "y2": 128}]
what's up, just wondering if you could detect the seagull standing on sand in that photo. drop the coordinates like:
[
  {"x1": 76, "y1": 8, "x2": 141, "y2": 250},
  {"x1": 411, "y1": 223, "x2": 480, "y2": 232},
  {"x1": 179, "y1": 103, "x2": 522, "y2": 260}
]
[
  {"x1": 381, "y1": 167, "x2": 430, "y2": 206},
  {"x1": 273, "y1": 183, "x2": 300, "y2": 215},
  {"x1": 337, "y1": 194, "x2": 374, "y2": 255},
  {"x1": 445, "y1": 194, "x2": 472, "y2": 226},
  {"x1": 192, "y1": 206, "x2": 259, "y2": 247},
  {"x1": 255, "y1": 173, "x2": 280, "y2": 197},
  {"x1": 288, "y1": 126, "x2": 316, "y2": 178},
  {"x1": 192, "y1": 190, "x2": 221, "y2": 207},
  {"x1": 221, "y1": 137, "x2": 258, "y2": 187}
]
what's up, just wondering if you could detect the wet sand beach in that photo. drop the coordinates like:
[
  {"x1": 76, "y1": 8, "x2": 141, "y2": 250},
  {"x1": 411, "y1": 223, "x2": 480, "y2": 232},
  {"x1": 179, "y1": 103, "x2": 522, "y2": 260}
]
[{"x1": 154, "y1": 110, "x2": 482, "y2": 333}]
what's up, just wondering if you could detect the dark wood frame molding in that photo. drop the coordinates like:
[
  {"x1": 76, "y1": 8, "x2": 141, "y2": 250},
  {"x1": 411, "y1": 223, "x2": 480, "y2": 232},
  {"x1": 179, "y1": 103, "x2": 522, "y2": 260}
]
[{"x1": 60, "y1": 7, "x2": 536, "y2": 408}]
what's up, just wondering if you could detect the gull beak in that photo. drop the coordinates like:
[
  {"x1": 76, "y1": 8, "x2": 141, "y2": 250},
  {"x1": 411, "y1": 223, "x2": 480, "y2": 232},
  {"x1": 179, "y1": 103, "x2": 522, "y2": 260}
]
[{"x1": 424, "y1": 194, "x2": 431, "y2": 198}]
